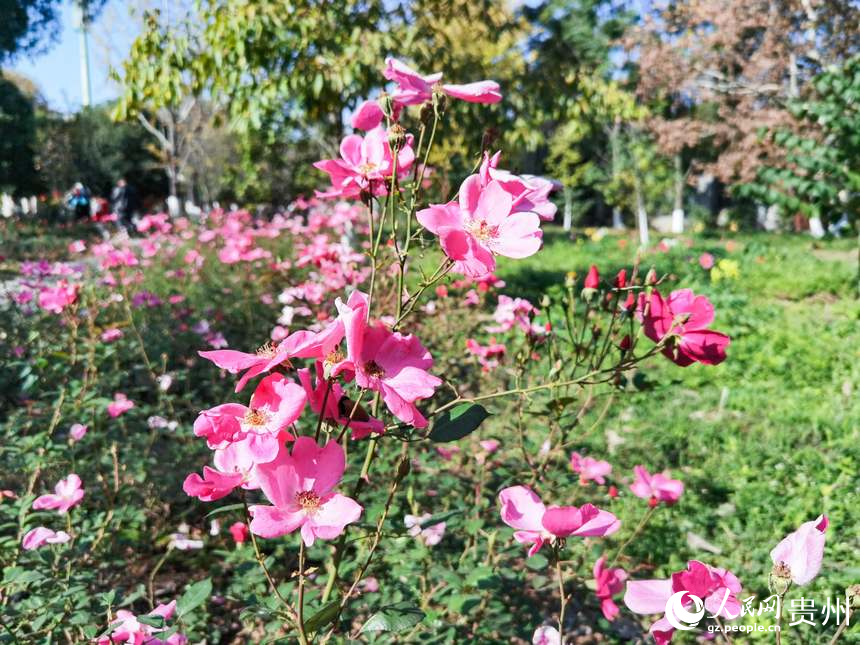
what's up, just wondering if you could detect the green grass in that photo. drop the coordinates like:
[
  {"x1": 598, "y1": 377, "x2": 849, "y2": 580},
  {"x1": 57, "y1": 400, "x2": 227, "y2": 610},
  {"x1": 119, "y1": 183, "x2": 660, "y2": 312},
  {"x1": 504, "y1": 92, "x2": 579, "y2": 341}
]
[{"x1": 491, "y1": 229, "x2": 860, "y2": 642}]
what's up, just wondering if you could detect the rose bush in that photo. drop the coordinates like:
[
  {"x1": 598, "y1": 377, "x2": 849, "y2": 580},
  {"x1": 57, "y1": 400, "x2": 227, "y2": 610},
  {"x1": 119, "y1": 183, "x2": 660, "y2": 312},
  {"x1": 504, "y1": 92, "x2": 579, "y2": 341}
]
[{"x1": 0, "y1": 57, "x2": 858, "y2": 644}]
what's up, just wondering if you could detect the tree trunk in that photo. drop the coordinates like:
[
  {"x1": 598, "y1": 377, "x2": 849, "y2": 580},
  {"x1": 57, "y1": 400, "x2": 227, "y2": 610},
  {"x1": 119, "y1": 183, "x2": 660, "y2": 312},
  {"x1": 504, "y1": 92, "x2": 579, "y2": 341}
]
[
  {"x1": 635, "y1": 175, "x2": 649, "y2": 247},
  {"x1": 609, "y1": 121, "x2": 625, "y2": 230},
  {"x1": 671, "y1": 154, "x2": 685, "y2": 234},
  {"x1": 563, "y1": 186, "x2": 573, "y2": 232}
]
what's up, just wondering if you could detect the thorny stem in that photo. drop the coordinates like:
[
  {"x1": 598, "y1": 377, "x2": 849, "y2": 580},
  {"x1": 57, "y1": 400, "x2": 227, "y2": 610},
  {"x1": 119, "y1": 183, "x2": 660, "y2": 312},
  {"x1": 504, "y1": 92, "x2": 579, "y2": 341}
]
[
  {"x1": 428, "y1": 341, "x2": 668, "y2": 424},
  {"x1": 394, "y1": 258, "x2": 453, "y2": 329},
  {"x1": 335, "y1": 454, "x2": 411, "y2": 634},
  {"x1": 775, "y1": 594, "x2": 784, "y2": 645},
  {"x1": 241, "y1": 496, "x2": 299, "y2": 626},
  {"x1": 147, "y1": 548, "x2": 172, "y2": 608},
  {"x1": 554, "y1": 545, "x2": 568, "y2": 639},
  {"x1": 713, "y1": 616, "x2": 733, "y2": 644},
  {"x1": 828, "y1": 607, "x2": 853, "y2": 645},
  {"x1": 297, "y1": 542, "x2": 309, "y2": 645},
  {"x1": 314, "y1": 380, "x2": 333, "y2": 441}
]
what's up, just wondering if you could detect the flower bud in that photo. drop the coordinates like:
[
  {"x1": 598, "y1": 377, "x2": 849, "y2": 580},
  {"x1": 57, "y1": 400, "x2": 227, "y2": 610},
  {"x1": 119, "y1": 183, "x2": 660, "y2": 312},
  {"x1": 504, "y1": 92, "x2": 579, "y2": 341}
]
[
  {"x1": 581, "y1": 265, "x2": 599, "y2": 301},
  {"x1": 431, "y1": 84, "x2": 447, "y2": 114},
  {"x1": 584, "y1": 265, "x2": 600, "y2": 290},
  {"x1": 419, "y1": 102, "x2": 434, "y2": 125},
  {"x1": 379, "y1": 92, "x2": 394, "y2": 120},
  {"x1": 615, "y1": 269, "x2": 627, "y2": 289},
  {"x1": 847, "y1": 584, "x2": 860, "y2": 608},
  {"x1": 619, "y1": 335, "x2": 632, "y2": 351},
  {"x1": 623, "y1": 292, "x2": 635, "y2": 311},
  {"x1": 608, "y1": 485, "x2": 619, "y2": 498},
  {"x1": 388, "y1": 123, "x2": 407, "y2": 150},
  {"x1": 397, "y1": 456, "x2": 411, "y2": 480},
  {"x1": 769, "y1": 562, "x2": 793, "y2": 596},
  {"x1": 645, "y1": 268, "x2": 658, "y2": 285},
  {"x1": 564, "y1": 271, "x2": 577, "y2": 289}
]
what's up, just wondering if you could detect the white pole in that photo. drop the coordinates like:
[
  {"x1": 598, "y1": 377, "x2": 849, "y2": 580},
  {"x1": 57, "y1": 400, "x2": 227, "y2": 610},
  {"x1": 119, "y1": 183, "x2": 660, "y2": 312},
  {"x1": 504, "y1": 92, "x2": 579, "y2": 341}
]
[
  {"x1": 562, "y1": 186, "x2": 572, "y2": 231},
  {"x1": 73, "y1": 1, "x2": 92, "y2": 107}
]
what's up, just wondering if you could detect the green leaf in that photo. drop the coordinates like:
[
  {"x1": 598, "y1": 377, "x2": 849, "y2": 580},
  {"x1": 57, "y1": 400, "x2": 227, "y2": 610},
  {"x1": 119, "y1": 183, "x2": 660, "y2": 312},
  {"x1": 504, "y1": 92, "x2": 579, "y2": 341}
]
[
  {"x1": 428, "y1": 404, "x2": 490, "y2": 442},
  {"x1": 204, "y1": 503, "x2": 245, "y2": 519},
  {"x1": 358, "y1": 602, "x2": 425, "y2": 635},
  {"x1": 525, "y1": 554, "x2": 549, "y2": 570},
  {"x1": 137, "y1": 615, "x2": 166, "y2": 628},
  {"x1": 417, "y1": 509, "x2": 462, "y2": 528},
  {"x1": 176, "y1": 577, "x2": 212, "y2": 617},
  {"x1": 304, "y1": 600, "x2": 340, "y2": 633}
]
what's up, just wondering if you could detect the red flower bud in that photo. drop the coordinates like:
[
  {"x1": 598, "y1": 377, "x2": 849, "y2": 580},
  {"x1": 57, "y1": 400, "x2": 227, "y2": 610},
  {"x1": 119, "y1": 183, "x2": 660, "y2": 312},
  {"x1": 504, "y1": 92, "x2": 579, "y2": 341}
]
[
  {"x1": 585, "y1": 265, "x2": 600, "y2": 290},
  {"x1": 435, "y1": 285, "x2": 448, "y2": 298},
  {"x1": 619, "y1": 335, "x2": 632, "y2": 351},
  {"x1": 645, "y1": 268, "x2": 658, "y2": 285},
  {"x1": 608, "y1": 485, "x2": 619, "y2": 498},
  {"x1": 614, "y1": 269, "x2": 627, "y2": 288}
]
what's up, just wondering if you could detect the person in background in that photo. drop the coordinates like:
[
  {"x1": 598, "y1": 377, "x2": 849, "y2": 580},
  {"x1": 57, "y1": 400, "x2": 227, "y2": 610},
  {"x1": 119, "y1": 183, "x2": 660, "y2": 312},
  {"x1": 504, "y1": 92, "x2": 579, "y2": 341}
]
[
  {"x1": 65, "y1": 183, "x2": 91, "y2": 221},
  {"x1": 111, "y1": 178, "x2": 139, "y2": 233}
]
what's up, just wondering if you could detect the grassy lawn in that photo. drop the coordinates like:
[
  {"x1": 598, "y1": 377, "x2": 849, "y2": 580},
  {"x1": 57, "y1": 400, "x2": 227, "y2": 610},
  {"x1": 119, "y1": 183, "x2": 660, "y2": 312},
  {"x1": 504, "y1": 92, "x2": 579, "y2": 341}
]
[
  {"x1": 2, "y1": 216, "x2": 858, "y2": 643},
  {"x1": 488, "y1": 228, "x2": 860, "y2": 640}
]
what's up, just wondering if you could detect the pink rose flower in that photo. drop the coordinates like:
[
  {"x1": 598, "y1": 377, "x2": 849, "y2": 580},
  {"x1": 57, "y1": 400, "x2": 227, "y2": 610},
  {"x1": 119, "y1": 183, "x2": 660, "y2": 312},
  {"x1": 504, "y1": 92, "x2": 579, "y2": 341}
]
[
  {"x1": 96, "y1": 600, "x2": 187, "y2": 645},
  {"x1": 625, "y1": 560, "x2": 742, "y2": 644},
  {"x1": 417, "y1": 175, "x2": 542, "y2": 278},
  {"x1": 22, "y1": 527, "x2": 71, "y2": 550},
  {"x1": 570, "y1": 452, "x2": 612, "y2": 485},
  {"x1": 193, "y1": 374, "x2": 306, "y2": 463},
  {"x1": 532, "y1": 625, "x2": 561, "y2": 645},
  {"x1": 32, "y1": 474, "x2": 84, "y2": 514},
  {"x1": 333, "y1": 294, "x2": 441, "y2": 428},
  {"x1": 498, "y1": 485, "x2": 620, "y2": 557},
  {"x1": 229, "y1": 521, "x2": 249, "y2": 545},
  {"x1": 383, "y1": 57, "x2": 501, "y2": 107},
  {"x1": 770, "y1": 515, "x2": 828, "y2": 585},
  {"x1": 637, "y1": 289, "x2": 730, "y2": 367},
  {"x1": 249, "y1": 437, "x2": 362, "y2": 546},
  {"x1": 593, "y1": 555, "x2": 627, "y2": 621},
  {"x1": 38, "y1": 281, "x2": 78, "y2": 314},
  {"x1": 629, "y1": 466, "x2": 684, "y2": 506},
  {"x1": 69, "y1": 423, "x2": 88, "y2": 441},
  {"x1": 313, "y1": 126, "x2": 414, "y2": 199},
  {"x1": 107, "y1": 393, "x2": 135, "y2": 417}
]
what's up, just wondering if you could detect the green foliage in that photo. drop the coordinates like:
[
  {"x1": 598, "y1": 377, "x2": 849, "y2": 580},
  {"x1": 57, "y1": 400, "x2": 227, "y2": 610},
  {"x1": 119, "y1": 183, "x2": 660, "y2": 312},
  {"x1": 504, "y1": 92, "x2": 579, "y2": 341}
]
[
  {"x1": 1, "y1": 217, "x2": 858, "y2": 642},
  {"x1": 547, "y1": 75, "x2": 673, "y2": 219},
  {"x1": 358, "y1": 602, "x2": 425, "y2": 635},
  {"x1": 0, "y1": 74, "x2": 38, "y2": 194},
  {"x1": 36, "y1": 104, "x2": 166, "y2": 197},
  {"x1": 0, "y1": 0, "x2": 107, "y2": 61},
  {"x1": 428, "y1": 403, "x2": 491, "y2": 442},
  {"x1": 741, "y1": 55, "x2": 860, "y2": 229}
]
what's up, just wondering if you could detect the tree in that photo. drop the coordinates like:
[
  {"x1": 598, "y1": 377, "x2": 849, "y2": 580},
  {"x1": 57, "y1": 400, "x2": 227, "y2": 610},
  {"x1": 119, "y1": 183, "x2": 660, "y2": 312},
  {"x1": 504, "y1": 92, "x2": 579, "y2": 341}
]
[
  {"x1": 114, "y1": 1, "x2": 532, "y2": 202},
  {"x1": 0, "y1": 0, "x2": 106, "y2": 62},
  {"x1": 625, "y1": 0, "x2": 860, "y2": 188},
  {"x1": 36, "y1": 104, "x2": 166, "y2": 199},
  {"x1": 548, "y1": 74, "x2": 672, "y2": 238},
  {"x1": 741, "y1": 56, "x2": 860, "y2": 232},
  {"x1": 0, "y1": 71, "x2": 40, "y2": 195}
]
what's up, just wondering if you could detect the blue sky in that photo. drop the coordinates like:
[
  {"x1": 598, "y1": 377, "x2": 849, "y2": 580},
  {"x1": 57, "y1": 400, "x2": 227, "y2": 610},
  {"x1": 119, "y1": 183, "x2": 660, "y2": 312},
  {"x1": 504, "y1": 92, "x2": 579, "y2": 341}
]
[{"x1": 9, "y1": 0, "x2": 137, "y2": 112}]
